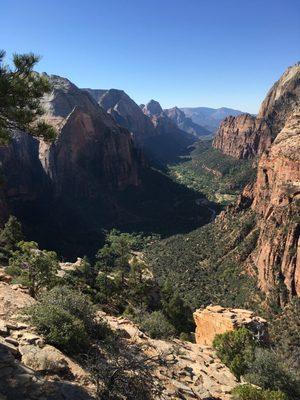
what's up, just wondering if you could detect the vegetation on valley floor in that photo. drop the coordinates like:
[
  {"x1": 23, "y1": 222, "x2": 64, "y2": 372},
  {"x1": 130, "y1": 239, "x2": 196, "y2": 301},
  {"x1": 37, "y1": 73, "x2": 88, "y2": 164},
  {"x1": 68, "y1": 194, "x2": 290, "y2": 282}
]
[{"x1": 168, "y1": 141, "x2": 256, "y2": 205}]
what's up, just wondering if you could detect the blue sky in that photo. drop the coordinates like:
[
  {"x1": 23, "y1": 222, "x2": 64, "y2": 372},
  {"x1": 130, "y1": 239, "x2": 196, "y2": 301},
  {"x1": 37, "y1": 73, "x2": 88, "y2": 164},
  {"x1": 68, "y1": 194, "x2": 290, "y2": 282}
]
[{"x1": 2, "y1": 0, "x2": 299, "y2": 113}]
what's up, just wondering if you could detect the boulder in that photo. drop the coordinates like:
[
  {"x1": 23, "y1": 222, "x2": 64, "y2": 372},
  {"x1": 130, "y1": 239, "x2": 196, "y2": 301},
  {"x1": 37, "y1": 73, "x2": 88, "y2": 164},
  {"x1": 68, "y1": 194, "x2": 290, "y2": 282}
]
[
  {"x1": 19, "y1": 344, "x2": 69, "y2": 374},
  {"x1": 193, "y1": 306, "x2": 268, "y2": 346}
]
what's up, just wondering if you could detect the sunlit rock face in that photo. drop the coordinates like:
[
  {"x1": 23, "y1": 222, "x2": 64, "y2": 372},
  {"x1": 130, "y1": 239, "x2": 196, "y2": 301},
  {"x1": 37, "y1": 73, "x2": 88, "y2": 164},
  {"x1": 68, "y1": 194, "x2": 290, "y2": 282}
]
[
  {"x1": 193, "y1": 305, "x2": 268, "y2": 346},
  {"x1": 213, "y1": 63, "x2": 300, "y2": 160},
  {"x1": 252, "y1": 110, "x2": 300, "y2": 297},
  {"x1": 213, "y1": 113, "x2": 271, "y2": 159}
]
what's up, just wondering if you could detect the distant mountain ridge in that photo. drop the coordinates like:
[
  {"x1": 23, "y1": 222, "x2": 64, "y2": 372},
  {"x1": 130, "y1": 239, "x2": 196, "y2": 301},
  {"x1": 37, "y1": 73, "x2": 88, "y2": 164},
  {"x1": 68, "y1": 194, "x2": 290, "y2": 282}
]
[
  {"x1": 164, "y1": 106, "x2": 211, "y2": 137},
  {"x1": 84, "y1": 89, "x2": 195, "y2": 163},
  {"x1": 180, "y1": 106, "x2": 245, "y2": 132}
]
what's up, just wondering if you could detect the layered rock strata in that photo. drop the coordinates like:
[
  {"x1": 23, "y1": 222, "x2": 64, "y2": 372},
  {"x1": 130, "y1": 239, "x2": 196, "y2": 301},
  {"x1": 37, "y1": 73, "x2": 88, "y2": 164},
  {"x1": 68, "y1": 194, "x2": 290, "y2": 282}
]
[{"x1": 193, "y1": 305, "x2": 268, "y2": 346}]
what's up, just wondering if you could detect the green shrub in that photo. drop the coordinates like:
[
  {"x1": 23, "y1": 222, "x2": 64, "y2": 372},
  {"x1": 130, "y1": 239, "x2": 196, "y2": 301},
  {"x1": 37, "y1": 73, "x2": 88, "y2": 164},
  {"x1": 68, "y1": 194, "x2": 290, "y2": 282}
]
[
  {"x1": 36, "y1": 286, "x2": 95, "y2": 333},
  {"x1": 245, "y1": 348, "x2": 300, "y2": 400},
  {"x1": 232, "y1": 385, "x2": 288, "y2": 400},
  {"x1": 0, "y1": 216, "x2": 24, "y2": 263},
  {"x1": 9, "y1": 241, "x2": 59, "y2": 297},
  {"x1": 213, "y1": 327, "x2": 256, "y2": 379},
  {"x1": 27, "y1": 304, "x2": 88, "y2": 354},
  {"x1": 140, "y1": 311, "x2": 176, "y2": 339},
  {"x1": 26, "y1": 286, "x2": 98, "y2": 354}
]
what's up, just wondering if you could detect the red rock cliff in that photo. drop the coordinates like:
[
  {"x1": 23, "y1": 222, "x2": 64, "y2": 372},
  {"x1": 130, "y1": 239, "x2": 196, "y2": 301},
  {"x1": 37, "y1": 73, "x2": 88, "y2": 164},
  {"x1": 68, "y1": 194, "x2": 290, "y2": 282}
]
[
  {"x1": 213, "y1": 63, "x2": 300, "y2": 160},
  {"x1": 251, "y1": 111, "x2": 300, "y2": 297},
  {"x1": 212, "y1": 114, "x2": 271, "y2": 159}
]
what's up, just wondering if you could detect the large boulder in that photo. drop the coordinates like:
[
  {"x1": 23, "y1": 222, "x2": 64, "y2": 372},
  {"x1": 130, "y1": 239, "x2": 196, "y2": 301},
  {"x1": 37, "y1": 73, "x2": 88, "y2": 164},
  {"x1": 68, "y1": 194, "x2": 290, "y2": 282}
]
[
  {"x1": 19, "y1": 344, "x2": 69, "y2": 374},
  {"x1": 193, "y1": 305, "x2": 268, "y2": 346}
]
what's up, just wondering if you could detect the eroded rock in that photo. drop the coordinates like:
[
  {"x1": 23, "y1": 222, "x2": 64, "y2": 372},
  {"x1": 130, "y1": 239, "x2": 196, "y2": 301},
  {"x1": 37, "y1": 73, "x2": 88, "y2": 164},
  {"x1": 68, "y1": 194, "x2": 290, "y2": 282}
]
[{"x1": 193, "y1": 306, "x2": 268, "y2": 346}]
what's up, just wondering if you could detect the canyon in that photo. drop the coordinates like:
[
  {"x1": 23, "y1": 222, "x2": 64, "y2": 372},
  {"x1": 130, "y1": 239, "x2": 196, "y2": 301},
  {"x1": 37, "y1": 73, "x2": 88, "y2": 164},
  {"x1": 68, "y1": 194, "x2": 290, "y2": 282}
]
[{"x1": 213, "y1": 63, "x2": 300, "y2": 300}]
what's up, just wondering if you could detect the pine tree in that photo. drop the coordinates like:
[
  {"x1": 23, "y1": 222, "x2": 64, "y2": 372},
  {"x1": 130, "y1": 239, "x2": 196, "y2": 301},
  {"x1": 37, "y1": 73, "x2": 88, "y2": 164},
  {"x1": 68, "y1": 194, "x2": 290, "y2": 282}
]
[
  {"x1": 0, "y1": 50, "x2": 56, "y2": 144},
  {"x1": 0, "y1": 215, "x2": 24, "y2": 262}
]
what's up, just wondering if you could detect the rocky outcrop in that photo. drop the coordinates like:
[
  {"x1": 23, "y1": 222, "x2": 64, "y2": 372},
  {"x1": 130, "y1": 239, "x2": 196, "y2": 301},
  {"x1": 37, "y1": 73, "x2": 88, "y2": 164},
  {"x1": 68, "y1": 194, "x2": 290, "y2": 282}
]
[
  {"x1": 164, "y1": 107, "x2": 211, "y2": 137},
  {"x1": 102, "y1": 312, "x2": 238, "y2": 400},
  {"x1": 193, "y1": 305, "x2": 268, "y2": 346},
  {"x1": 0, "y1": 282, "x2": 93, "y2": 400},
  {"x1": 0, "y1": 276, "x2": 240, "y2": 400},
  {"x1": 41, "y1": 76, "x2": 141, "y2": 194},
  {"x1": 213, "y1": 63, "x2": 300, "y2": 159},
  {"x1": 250, "y1": 111, "x2": 300, "y2": 297},
  {"x1": 0, "y1": 75, "x2": 143, "y2": 254},
  {"x1": 94, "y1": 89, "x2": 156, "y2": 144},
  {"x1": 0, "y1": 76, "x2": 141, "y2": 199},
  {"x1": 215, "y1": 69, "x2": 300, "y2": 301},
  {"x1": 213, "y1": 114, "x2": 271, "y2": 159},
  {"x1": 142, "y1": 99, "x2": 164, "y2": 117},
  {"x1": 141, "y1": 100, "x2": 195, "y2": 161},
  {"x1": 258, "y1": 62, "x2": 300, "y2": 137}
]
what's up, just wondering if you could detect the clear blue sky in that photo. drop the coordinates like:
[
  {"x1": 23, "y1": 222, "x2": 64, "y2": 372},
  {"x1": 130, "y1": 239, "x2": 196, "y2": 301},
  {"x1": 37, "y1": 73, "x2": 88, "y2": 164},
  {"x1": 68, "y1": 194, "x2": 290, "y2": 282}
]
[{"x1": 2, "y1": 0, "x2": 299, "y2": 113}]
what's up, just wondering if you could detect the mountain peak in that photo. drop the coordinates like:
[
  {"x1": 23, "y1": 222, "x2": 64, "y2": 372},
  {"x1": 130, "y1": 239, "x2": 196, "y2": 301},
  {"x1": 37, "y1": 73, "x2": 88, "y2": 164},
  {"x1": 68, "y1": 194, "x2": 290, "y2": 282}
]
[{"x1": 143, "y1": 100, "x2": 163, "y2": 117}]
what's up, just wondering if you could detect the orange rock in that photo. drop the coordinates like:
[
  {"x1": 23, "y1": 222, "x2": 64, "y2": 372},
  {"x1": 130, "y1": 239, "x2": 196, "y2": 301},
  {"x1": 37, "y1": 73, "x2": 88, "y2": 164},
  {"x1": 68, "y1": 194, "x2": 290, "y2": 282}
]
[{"x1": 193, "y1": 306, "x2": 267, "y2": 346}]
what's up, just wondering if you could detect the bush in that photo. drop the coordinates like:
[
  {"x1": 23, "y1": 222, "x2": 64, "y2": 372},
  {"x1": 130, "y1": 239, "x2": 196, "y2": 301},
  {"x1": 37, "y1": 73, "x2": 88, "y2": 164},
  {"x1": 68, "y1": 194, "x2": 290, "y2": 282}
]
[
  {"x1": 27, "y1": 304, "x2": 88, "y2": 354},
  {"x1": 245, "y1": 348, "x2": 300, "y2": 399},
  {"x1": 9, "y1": 241, "x2": 58, "y2": 297},
  {"x1": 232, "y1": 385, "x2": 288, "y2": 400},
  {"x1": 26, "y1": 286, "x2": 97, "y2": 354},
  {"x1": 213, "y1": 327, "x2": 256, "y2": 379},
  {"x1": 36, "y1": 286, "x2": 95, "y2": 333},
  {"x1": 0, "y1": 216, "x2": 24, "y2": 262},
  {"x1": 140, "y1": 311, "x2": 176, "y2": 339},
  {"x1": 269, "y1": 299, "x2": 300, "y2": 371}
]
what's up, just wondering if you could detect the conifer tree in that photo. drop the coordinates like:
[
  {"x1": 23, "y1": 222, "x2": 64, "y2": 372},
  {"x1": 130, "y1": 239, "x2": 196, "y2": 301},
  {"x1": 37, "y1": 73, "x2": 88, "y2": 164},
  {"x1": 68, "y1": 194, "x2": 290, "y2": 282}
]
[{"x1": 0, "y1": 50, "x2": 56, "y2": 144}]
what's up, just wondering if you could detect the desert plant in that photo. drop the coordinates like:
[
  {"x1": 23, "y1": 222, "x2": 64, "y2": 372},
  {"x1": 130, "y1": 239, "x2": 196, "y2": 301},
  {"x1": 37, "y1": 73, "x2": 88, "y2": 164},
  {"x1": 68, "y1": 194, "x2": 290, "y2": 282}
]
[
  {"x1": 27, "y1": 303, "x2": 88, "y2": 354},
  {"x1": 140, "y1": 311, "x2": 176, "y2": 339},
  {"x1": 213, "y1": 327, "x2": 256, "y2": 379},
  {"x1": 232, "y1": 384, "x2": 288, "y2": 400},
  {"x1": 8, "y1": 241, "x2": 59, "y2": 297}
]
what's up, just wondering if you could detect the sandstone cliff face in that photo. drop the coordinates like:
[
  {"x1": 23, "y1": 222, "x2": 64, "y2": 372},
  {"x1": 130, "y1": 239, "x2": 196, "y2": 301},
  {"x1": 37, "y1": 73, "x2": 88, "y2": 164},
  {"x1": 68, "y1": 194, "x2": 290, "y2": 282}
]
[
  {"x1": 0, "y1": 76, "x2": 142, "y2": 255},
  {"x1": 213, "y1": 114, "x2": 271, "y2": 159},
  {"x1": 251, "y1": 111, "x2": 300, "y2": 297},
  {"x1": 214, "y1": 65, "x2": 300, "y2": 301},
  {"x1": 193, "y1": 306, "x2": 267, "y2": 346},
  {"x1": 0, "y1": 76, "x2": 140, "y2": 202},
  {"x1": 88, "y1": 91, "x2": 194, "y2": 162},
  {"x1": 141, "y1": 100, "x2": 195, "y2": 161},
  {"x1": 95, "y1": 89, "x2": 156, "y2": 144},
  {"x1": 213, "y1": 63, "x2": 300, "y2": 160},
  {"x1": 41, "y1": 76, "x2": 140, "y2": 194},
  {"x1": 258, "y1": 63, "x2": 300, "y2": 137}
]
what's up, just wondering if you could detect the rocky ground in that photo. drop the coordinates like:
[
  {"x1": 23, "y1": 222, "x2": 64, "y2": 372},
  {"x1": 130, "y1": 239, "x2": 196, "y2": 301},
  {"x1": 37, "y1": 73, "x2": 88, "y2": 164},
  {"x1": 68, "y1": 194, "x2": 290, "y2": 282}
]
[{"x1": 0, "y1": 269, "x2": 239, "y2": 400}]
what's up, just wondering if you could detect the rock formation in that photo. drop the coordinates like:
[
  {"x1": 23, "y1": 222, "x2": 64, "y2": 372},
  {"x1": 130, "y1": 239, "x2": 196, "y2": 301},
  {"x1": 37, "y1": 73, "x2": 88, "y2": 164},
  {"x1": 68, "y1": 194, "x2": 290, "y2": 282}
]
[
  {"x1": 232, "y1": 117, "x2": 300, "y2": 300},
  {"x1": 212, "y1": 114, "x2": 271, "y2": 159},
  {"x1": 0, "y1": 281, "x2": 93, "y2": 399},
  {"x1": 164, "y1": 107, "x2": 211, "y2": 137},
  {"x1": 0, "y1": 75, "x2": 143, "y2": 256},
  {"x1": 141, "y1": 100, "x2": 195, "y2": 161},
  {"x1": 87, "y1": 90, "x2": 195, "y2": 162},
  {"x1": 0, "y1": 273, "x2": 240, "y2": 400},
  {"x1": 193, "y1": 305, "x2": 268, "y2": 346},
  {"x1": 257, "y1": 62, "x2": 300, "y2": 138},
  {"x1": 213, "y1": 63, "x2": 300, "y2": 159},
  {"x1": 250, "y1": 110, "x2": 300, "y2": 297},
  {"x1": 89, "y1": 88, "x2": 156, "y2": 144},
  {"x1": 210, "y1": 64, "x2": 300, "y2": 300}
]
